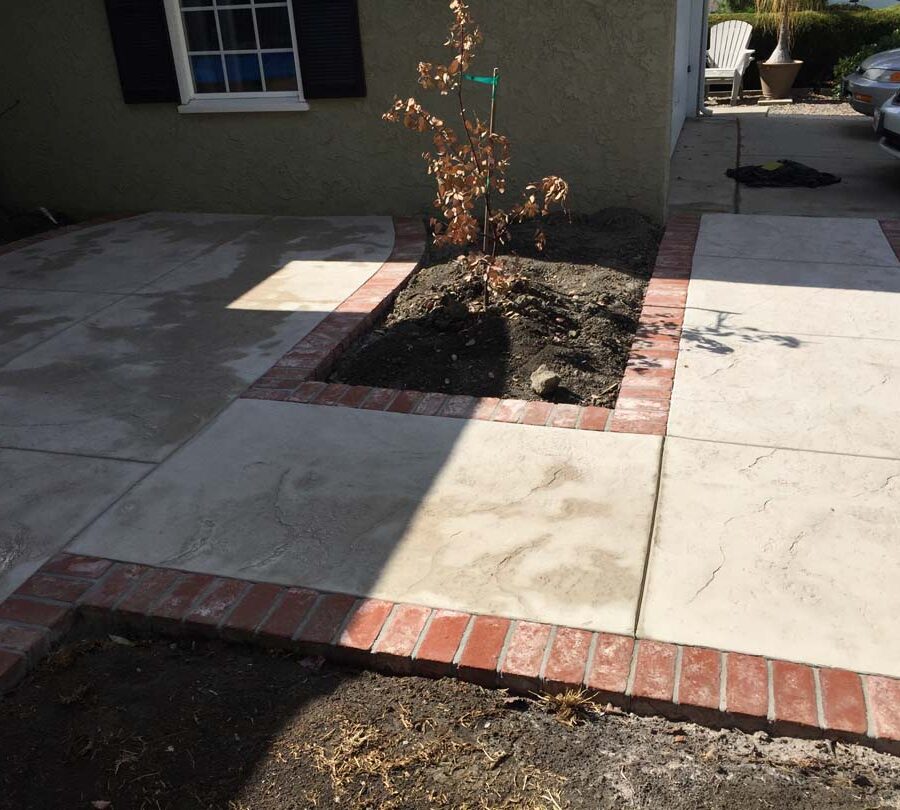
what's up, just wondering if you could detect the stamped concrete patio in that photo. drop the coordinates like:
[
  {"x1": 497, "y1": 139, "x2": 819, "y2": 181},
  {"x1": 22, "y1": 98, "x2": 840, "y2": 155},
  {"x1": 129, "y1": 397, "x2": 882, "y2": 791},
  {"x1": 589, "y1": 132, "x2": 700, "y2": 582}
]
[{"x1": 1, "y1": 210, "x2": 899, "y2": 689}]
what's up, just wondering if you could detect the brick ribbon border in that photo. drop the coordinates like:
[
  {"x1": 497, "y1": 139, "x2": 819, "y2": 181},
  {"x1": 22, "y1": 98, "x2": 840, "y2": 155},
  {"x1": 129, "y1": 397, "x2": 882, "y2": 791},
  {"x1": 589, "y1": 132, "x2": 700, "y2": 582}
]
[
  {"x1": 242, "y1": 215, "x2": 700, "y2": 436},
  {"x1": 0, "y1": 553, "x2": 897, "y2": 754}
]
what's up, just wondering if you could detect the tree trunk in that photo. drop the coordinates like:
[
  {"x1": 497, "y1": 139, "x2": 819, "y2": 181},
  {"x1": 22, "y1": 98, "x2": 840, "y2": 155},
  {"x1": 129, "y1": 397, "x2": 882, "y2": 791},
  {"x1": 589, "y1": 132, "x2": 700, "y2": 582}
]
[{"x1": 767, "y1": 11, "x2": 792, "y2": 64}]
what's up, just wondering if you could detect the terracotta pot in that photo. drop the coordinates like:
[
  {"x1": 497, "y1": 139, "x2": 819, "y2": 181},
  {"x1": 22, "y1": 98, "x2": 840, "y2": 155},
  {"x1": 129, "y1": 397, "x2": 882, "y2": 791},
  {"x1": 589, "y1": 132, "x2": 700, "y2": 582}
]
[{"x1": 758, "y1": 60, "x2": 803, "y2": 100}]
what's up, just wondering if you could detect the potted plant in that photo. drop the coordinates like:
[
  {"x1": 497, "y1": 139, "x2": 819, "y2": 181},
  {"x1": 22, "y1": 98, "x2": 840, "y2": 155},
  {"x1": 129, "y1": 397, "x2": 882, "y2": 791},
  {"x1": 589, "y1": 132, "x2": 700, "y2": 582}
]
[{"x1": 755, "y1": 0, "x2": 804, "y2": 100}]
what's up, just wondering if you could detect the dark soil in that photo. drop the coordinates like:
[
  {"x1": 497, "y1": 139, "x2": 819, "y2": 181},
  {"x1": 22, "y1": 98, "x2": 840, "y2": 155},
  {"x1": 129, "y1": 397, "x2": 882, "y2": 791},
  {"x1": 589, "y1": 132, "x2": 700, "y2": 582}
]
[
  {"x1": 329, "y1": 210, "x2": 660, "y2": 407},
  {"x1": 1, "y1": 634, "x2": 898, "y2": 810}
]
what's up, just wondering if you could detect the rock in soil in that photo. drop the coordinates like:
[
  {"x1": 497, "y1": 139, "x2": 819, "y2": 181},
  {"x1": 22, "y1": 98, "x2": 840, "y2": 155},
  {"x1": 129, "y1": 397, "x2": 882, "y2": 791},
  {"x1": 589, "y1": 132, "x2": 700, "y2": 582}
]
[
  {"x1": 1, "y1": 635, "x2": 898, "y2": 810},
  {"x1": 329, "y1": 209, "x2": 661, "y2": 407},
  {"x1": 530, "y1": 363, "x2": 560, "y2": 397}
]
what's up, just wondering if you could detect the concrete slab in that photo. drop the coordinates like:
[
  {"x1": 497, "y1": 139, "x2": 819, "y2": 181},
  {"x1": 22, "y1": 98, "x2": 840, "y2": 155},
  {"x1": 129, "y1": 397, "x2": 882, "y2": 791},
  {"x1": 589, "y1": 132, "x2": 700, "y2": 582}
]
[
  {"x1": 737, "y1": 156, "x2": 900, "y2": 221},
  {"x1": 0, "y1": 289, "x2": 119, "y2": 365},
  {"x1": 72, "y1": 400, "x2": 663, "y2": 634},
  {"x1": 0, "y1": 448, "x2": 149, "y2": 600},
  {"x1": 0, "y1": 213, "x2": 264, "y2": 293},
  {"x1": 739, "y1": 114, "x2": 880, "y2": 159},
  {"x1": 687, "y1": 255, "x2": 900, "y2": 340},
  {"x1": 668, "y1": 118, "x2": 737, "y2": 216},
  {"x1": 696, "y1": 214, "x2": 898, "y2": 266},
  {"x1": 0, "y1": 294, "x2": 327, "y2": 461},
  {"x1": 671, "y1": 307, "x2": 900, "y2": 458},
  {"x1": 639, "y1": 436, "x2": 900, "y2": 677},
  {"x1": 142, "y1": 216, "x2": 394, "y2": 309},
  {"x1": 668, "y1": 113, "x2": 900, "y2": 219}
]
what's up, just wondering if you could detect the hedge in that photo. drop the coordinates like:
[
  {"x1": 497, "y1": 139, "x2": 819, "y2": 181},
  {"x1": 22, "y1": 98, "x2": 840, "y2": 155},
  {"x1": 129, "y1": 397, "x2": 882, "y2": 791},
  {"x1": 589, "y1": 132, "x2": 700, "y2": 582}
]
[{"x1": 709, "y1": 7, "x2": 900, "y2": 90}]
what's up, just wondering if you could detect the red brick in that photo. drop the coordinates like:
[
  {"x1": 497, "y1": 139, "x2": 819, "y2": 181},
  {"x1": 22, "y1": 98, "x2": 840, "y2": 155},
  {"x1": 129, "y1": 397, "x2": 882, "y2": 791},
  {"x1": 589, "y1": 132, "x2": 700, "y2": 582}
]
[
  {"x1": 440, "y1": 395, "x2": 478, "y2": 419},
  {"x1": 609, "y1": 410, "x2": 668, "y2": 435},
  {"x1": 819, "y1": 669, "x2": 866, "y2": 735},
  {"x1": 360, "y1": 387, "x2": 398, "y2": 410},
  {"x1": 387, "y1": 390, "x2": 424, "y2": 414},
  {"x1": 221, "y1": 583, "x2": 283, "y2": 637},
  {"x1": 41, "y1": 554, "x2": 112, "y2": 579},
  {"x1": 522, "y1": 401, "x2": 553, "y2": 426},
  {"x1": 499, "y1": 621, "x2": 552, "y2": 690},
  {"x1": 586, "y1": 633, "x2": 634, "y2": 695},
  {"x1": 338, "y1": 599, "x2": 394, "y2": 651},
  {"x1": 288, "y1": 381, "x2": 327, "y2": 403},
  {"x1": 772, "y1": 660, "x2": 818, "y2": 729},
  {"x1": 867, "y1": 676, "x2": 900, "y2": 740},
  {"x1": 185, "y1": 578, "x2": 248, "y2": 628},
  {"x1": 413, "y1": 392, "x2": 447, "y2": 416},
  {"x1": 548, "y1": 404, "x2": 580, "y2": 429},
  {"x1": 16, "y1": 573, "x2": 91, "y2": 603},
  {"x1": 725, "y1": 653, "x2": 769, "y2": 718},
  {"x1": 470, "y1": 397, "x2": 500, "y2": 420},
  {"x1": 414, "y1": 610, "x2": 470, "y2": 676},
  {"x1": 243, "y1": 388, "x2": 290, "y2": 401},
  {"x1": 643, "y1": 287, "x2": 688, "y2": 308},
  {"x1": 0, "y1": 650, "x2": 26, "y2": 692},
  {"x1": 80, "y1": 563, "x2": 148, "y2": 611},
  {"x1": 0, "y1": 622, "x2": 49, "y2": 658},
  {"x1": 338, "y1": 385, "x2": 372, "y2": 408},
  {"x1": 579, "y1": 406, "x2": 611, "y2": 432},
  {"x1": 631, "y1": 640, "x2": 677, "y2": 702},
  {"x1": 0, "y1": 597, "x2": 70, "y2": 630},
  {"x1": 373, "y1": 604, "x2": 431, "y2": 659},
  {"x1": 457, "y1": 615, "x2": 511, "y2": 686},
  {"x1": 151, "y1": 573, "x2": 215, "y2": 624},
  {"x1": 614, "y1": 396, "x2": 669, "y2": 413},
  {"x1": 258, "y1": 587, "x2": 317, "y2": 640},
  {"x1": 679, "y1": 647, "x2": 721, "y2": 710},
  {"x1": 316, "y1": 383, "x2": 351, "y2": 406},
  {"x1": 544, "y1": 627, "x2": 592, "y2": 689},
  {"x1": 296, "y1": 593, "x2": 357, "y2": 645},
  {"x1": 115, "y1": 567, "x2": 182, "y2": 617},
  {"x1": 492, "y1": 399, "x2": 526, "y2": 423}
]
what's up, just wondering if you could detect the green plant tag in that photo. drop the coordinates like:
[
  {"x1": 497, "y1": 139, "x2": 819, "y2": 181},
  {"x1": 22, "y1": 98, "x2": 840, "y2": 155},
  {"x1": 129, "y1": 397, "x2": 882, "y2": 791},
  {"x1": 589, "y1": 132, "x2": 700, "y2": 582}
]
[{"x1": 462, "y1": 73, "x2": 499, "y2": 86}]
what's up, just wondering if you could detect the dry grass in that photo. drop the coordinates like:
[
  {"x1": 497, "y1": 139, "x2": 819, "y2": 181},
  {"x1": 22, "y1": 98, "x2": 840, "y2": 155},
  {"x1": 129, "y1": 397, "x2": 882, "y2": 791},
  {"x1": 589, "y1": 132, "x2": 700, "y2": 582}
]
[
  {"x1": 284, "y1": 705, "x2": 568, "y2": 810},
  {"x1": 535, "y1": 689, "x2": 604, "y2": 727}
]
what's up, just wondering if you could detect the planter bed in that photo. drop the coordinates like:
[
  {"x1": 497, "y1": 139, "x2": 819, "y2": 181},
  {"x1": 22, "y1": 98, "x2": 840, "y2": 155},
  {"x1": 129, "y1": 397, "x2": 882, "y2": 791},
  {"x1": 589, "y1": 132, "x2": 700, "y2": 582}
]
[{"x1": 327, "y1": 210, "x2": 660, "y2": 408}]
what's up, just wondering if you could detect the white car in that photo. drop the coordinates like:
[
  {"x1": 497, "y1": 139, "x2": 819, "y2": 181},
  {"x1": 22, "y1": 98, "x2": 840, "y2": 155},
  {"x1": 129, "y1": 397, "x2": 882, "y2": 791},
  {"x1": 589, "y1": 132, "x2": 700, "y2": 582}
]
[{"x1": 874, "y1": 91, "x2": 900, "y2": 158}]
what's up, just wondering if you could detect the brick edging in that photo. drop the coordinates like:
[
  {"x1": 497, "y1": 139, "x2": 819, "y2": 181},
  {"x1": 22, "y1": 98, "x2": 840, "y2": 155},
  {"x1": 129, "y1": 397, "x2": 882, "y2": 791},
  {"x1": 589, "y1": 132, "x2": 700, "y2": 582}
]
[
  {"x1": 880, "y1": 219, "x2": 900, "y2": 262},
  {"x1": 1, "y1": 553, "x2": 897, "y2": 754},
  {"x1": 242, "y1": 215, "x2": 702, "y2": 437},
  {"x1": 0, "y1": 213, "x2": 141, "y2": 258}
]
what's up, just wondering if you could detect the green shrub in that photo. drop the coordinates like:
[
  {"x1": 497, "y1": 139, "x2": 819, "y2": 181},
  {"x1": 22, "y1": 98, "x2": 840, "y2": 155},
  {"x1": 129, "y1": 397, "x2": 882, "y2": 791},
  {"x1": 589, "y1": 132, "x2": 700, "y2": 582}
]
[{"x1": 709, "y1": 7, "x2": 900, "y2": 89}]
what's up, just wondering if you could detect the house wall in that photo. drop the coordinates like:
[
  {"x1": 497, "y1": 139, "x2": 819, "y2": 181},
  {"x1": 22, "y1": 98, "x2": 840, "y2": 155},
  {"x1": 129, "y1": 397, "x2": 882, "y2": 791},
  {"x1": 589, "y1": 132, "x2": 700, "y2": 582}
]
[{"x1": 0, "y1": 1, "x2": 677, "y2": 223}]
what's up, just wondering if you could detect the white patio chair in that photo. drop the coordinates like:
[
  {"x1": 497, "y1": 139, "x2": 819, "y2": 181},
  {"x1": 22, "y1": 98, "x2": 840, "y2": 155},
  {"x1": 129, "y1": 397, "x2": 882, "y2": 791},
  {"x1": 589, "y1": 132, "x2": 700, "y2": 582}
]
[{"x1": 706, "y1": 20, "x2": 755, "y2": 106}]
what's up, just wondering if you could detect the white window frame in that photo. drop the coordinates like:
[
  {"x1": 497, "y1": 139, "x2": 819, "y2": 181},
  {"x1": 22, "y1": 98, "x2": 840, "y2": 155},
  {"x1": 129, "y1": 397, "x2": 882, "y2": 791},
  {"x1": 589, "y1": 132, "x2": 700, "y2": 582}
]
[{"x1": 163, "y1": 0, "x2": 309, "y2": 113}]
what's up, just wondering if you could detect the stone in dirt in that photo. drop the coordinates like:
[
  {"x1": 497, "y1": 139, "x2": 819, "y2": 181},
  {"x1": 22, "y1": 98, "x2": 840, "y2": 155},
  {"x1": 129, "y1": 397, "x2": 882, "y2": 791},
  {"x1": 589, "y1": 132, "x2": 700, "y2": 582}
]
[{"x1": 530, "y1": 364, "x2": 560, "y2": 397}]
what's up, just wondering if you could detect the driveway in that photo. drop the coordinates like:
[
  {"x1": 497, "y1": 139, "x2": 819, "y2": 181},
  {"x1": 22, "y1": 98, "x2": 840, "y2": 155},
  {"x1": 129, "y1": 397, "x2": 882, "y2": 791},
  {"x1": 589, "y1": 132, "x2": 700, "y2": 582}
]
[
  {"x1": 669, "y1": 110, "x2": 900, "y2": 218},
  {"x1": 0, "y1": 213, "x2": 394, "y2": 595}
]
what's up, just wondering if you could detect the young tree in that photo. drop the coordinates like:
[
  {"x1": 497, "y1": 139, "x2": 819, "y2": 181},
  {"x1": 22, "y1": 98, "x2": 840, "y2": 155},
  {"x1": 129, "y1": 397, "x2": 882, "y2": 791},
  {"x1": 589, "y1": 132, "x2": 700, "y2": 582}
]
[
  {"x1": 755, "y1": 0, "x2": 825, "y2": 64},
  {"x1": 383, "y1": 0, "x2": 569, "y2": 305}
]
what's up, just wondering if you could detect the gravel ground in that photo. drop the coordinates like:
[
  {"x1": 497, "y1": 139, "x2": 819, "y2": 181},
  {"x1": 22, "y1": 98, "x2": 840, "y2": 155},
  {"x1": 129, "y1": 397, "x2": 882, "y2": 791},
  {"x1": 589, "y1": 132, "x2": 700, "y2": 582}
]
[{"x1": 708, "y1": 92, "x2": 861, "y2": 117}]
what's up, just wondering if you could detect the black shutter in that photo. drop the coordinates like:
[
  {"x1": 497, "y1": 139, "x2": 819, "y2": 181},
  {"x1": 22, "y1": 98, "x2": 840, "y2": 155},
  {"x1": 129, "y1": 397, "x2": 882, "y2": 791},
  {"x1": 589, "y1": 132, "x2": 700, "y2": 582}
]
[
  {"x1": 292, "y1": 0, "x2": 366, "y2": 99},
  {"x1": 105, "y1": 0, "x2": 181, "y2": 103}
]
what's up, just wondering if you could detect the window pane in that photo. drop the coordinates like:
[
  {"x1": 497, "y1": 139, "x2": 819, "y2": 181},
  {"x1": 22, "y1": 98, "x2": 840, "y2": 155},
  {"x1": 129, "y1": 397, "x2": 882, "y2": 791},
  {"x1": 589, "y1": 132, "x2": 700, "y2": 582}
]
[
  {"x1": 217, "y1": 8, "x2": 256, "y2": 50},
  {"x1": 190, "y1": 55, "x2": 226, "y2": 93},
  {"x1": 181, "y1": 0, "x2": 212, "y2": 6},
  {"x1": 225, "y1": 53, "x2": 263, "y2": 92},
  {"x1": 183, "y1": 11, "x2": 219, "y2": 51},
  {"x1": 216, "y1": 0, "x2": 245, "y2": 5},
  {"x1": 255, "y1": 7, "x2": 292, "y2": 49},
  {"x1": 262, "y1": 51, "x2": 297, "y2": 91}
]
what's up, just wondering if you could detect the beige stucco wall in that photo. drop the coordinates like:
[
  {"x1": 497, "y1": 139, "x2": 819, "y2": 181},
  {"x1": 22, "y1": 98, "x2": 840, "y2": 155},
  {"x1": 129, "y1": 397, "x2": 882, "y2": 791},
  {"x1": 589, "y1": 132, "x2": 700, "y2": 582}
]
[{"x1": 0, "y1": 1, "x2": 676, "y2": 222}]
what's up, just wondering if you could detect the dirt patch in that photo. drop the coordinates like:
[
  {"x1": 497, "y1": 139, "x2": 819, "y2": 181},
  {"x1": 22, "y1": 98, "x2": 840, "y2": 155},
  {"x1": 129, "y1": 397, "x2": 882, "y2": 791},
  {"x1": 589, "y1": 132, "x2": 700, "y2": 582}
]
[
  {"x1": 329, "y1": 210, "x2": 660, "y2": 407},
  {"x1": 1, "y1": 634, "x2": 897, "y2": 810}
]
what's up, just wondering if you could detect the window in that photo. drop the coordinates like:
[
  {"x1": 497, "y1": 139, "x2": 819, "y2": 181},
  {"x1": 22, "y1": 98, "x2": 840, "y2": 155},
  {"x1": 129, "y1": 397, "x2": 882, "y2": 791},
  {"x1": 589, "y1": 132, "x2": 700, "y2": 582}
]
[{"x1": 164, "y1": 0, "x2": 308, "y2": 113}]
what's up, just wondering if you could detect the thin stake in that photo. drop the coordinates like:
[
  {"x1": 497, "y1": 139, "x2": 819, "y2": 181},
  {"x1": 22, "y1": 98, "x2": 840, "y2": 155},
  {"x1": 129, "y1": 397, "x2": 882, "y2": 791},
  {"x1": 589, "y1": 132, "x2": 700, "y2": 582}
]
[{"x1": 482, "y1": 67, "x2": 500, "y2": 255}]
